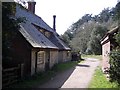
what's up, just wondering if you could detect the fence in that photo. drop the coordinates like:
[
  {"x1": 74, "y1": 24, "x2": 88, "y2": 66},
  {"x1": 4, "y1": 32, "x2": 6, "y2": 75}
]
[{"x1": 2, "y1": 64, "x2": 24, "y2": 88}]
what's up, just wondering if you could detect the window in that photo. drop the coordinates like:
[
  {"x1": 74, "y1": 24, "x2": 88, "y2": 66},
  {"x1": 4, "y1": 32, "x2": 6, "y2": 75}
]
[
  {"x1": 40, "y1": 29, "x2": 45, "y2": 34},
  {"x1": 37, "y1": 51, "x2": 45, "y2": 64},
  {"x1": 67, "y1": 51, "x2": 70, "y2": 57}
]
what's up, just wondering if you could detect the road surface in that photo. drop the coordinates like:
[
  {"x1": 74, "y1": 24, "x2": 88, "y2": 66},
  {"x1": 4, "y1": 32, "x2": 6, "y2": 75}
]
[{"x1": 37, "y1": 58, "x2": 100, "y2": 88}]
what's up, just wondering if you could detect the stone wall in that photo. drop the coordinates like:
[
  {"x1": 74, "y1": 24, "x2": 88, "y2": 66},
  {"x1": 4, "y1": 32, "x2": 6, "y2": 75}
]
[
  {"x1": 58, "y1": 51, "x2": 71, "y2": 63},
  {"x1": 31, "y1": 50, "x2": 36, "y2": 75},
  {"x1": 31, "y1": 49, "x2": 71, "y2": 75},
  {"x1": 50, "y1": 50, "x2": 58, "y2": 68},
  {"x1": 58, "y1": 51, "x2": 63, "y2": 63},
  {"x1": 63, "y1": 51, "x2": 71, "y2": 62}
]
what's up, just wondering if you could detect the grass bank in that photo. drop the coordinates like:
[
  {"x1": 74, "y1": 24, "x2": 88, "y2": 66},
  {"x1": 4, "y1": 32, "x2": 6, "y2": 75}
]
[
  {"x1": 9, "y1": 61, "x2": 78, "y2": 88},
  {"x1": 89, "y1": 66, "x2": 119, "y2": 88}
]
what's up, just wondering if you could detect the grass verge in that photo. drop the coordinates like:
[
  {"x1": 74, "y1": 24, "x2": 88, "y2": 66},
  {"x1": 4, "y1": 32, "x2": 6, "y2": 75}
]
[
  {"x1": 82, "y1": 55, "x2": 102, "y2": 60},
  {"x1": 9, "y1": 61, "x2": 77, "y2": 88},
  {"x1": 52, "y1": 61, "x2": 78, "y2": 72},
  {"x1": 88, "y1": 66, "x2": 119, "y2": 88}
]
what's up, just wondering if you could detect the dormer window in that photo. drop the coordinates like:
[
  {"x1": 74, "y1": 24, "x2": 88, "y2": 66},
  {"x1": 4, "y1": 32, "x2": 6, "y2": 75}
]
[
  {"x1": 40, "y1": 29, "x2": 45, "y2": 34},
  {"x1": 32, "y1": 23, "x2": 51, "y2": 38},
  {"x1": 32, "y1": 23, "x2": 45, "y2": 34},
  {"x1": 45, "y1": 31, "x2": 51, "y2": 38}
]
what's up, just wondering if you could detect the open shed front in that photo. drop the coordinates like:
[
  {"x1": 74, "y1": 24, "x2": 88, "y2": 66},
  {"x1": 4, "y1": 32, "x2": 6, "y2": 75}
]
[{"x1": 101, "y1": 36, "x2": 110, "y2": 72}]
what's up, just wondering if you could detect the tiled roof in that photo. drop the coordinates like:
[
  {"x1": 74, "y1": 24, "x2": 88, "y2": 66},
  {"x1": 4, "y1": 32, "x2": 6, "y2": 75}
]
[
  {"x1": 15, "y1": 4, "x2": 71, "y2": 50},
  {"x1": 16, "y1": 5, "x2": 53, "y2": 33},
  {"x1": 19, "y1": 21, "x2": 58, "y2": 49},
  {"x1": 49, "y1": 32, "x2": 71, "y2": 50}
]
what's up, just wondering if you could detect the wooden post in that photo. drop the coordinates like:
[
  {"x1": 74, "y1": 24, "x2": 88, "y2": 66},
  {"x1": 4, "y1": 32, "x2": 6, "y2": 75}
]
[{"x1": 19, "y1": 63, "x2": 24, "y2": 78}]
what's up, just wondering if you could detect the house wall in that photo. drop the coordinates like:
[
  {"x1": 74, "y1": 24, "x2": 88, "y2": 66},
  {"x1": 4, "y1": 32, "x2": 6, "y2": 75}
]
[
  {"x1": 66, "y1": 51, "x2": 71, "y2": 61},
  {"x1": 12, "y1": 32, "x2": 32, "y2": 77},
  {"x1": 63, "y1": 51, "x2": 71, "y2": 62},
  {"x1": 31, "y1": 49, "x2": 36, "y2": 75},
  {"x1": 58, "y1": 51, "x2": 63, "y2": 63},
  {"x1": 50, "y1": 50, "x2": 58, "y2": 68},
  {"x1": 102, "y1": 37, "x2": 110, "y2": 72},
  {"x1": 63, "y1": 51, "x2": 67, "y2": 62},
  {"x1": 31, "y1": 49, "x2": 59, "y2": 74},
  {"x1": 58, "y1": 50, "x2": 71, "y2": 63},
  {"x1": 45, "y1": 49, "x2": 51, "y2": 71}
]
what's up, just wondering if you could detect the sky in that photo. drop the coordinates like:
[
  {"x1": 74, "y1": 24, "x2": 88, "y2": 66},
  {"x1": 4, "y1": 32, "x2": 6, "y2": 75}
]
[{"x1": 18, "y1": 0, "x2": 118, "y2": 35}]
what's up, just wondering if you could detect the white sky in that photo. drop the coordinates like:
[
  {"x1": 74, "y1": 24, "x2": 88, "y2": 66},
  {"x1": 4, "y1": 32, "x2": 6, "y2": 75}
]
[{"x1": 30, "y1": 0, "x2": 118, "y2": 34}]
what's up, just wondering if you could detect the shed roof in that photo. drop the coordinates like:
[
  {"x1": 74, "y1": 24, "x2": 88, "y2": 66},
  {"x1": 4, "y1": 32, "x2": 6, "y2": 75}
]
[
  {"x1": 101, "y1": 26, "x2": 119, "y2": 42},
  {"x1": 100, "y1": 26, "x2": 119, "y2": 45}
]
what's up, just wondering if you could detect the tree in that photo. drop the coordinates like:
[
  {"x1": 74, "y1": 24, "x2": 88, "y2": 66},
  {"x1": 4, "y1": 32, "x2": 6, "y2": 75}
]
[
  {"x1": 61, "y1": 28, "x2": 74, "y2": 46},
  {"x1": 113, "y1": 2, "x2": 120, "y2": 24},
  {"x1": 69, "y1": 21, "x2": 96, "y2": 53},
  {"x1": 86, "y1": 26, "x2": 108, "y2": 55},
  {"x1": 62, "y1": 5, "x2": 117, "y2": 54},
  {"x1": 109, "y1": 1, "x2": 120, "y2": 84},
  {"x1": 109, "y1": 32, "x2": 120, "y2": 84},
  {"x1": 99, "y1": 8, "x2": 112, "y2": 22},
  {"x1": 2, "y1": 2, "x2": 25, "y2": 67},
  {"x1": 61, "y1": 33, "x2": 70, "y2": 46}
]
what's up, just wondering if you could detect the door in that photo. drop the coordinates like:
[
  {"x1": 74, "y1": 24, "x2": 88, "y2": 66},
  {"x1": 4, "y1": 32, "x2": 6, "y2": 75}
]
[
  {"x1": 45, "y1": 50, "x2": 50, "y2": 71},
  {"x1": 36, "y1": 51, "x2": 45, "y2": 72}
]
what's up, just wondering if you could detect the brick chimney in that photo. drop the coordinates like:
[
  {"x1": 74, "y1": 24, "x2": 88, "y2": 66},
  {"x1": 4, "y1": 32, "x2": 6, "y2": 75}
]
[
  {"x1": 53, "y1": 15, "x2": 56, "y2": 32},
  {"x1": 28, "y1": 1, "x2": 36, "y2": 13}
]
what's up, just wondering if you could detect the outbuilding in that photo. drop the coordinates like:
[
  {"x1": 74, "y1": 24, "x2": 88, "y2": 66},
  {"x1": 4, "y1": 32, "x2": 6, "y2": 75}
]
[{"x1": 101, "y1": 26, "x2": 119, "y2": 73}]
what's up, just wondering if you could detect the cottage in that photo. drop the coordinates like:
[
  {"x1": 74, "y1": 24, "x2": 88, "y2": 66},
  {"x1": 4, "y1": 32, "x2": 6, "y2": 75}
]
[
  {"x1": 13, "y1": 1, "x2": 71, "y2": 76},
  {"x1": 2, "y1": 2, "x2": 72, "y2": 87},
  {"x1": 101, "y1": 26, "x2": 119, "y2": 73}
]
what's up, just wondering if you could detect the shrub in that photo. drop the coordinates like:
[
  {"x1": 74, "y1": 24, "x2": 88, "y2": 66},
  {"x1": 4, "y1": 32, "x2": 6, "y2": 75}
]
[
  {"x1": 109, "y1": 32, "x2": 120, "y2": 85},
  {"x1": 109, "y1": 50, "x2": 120, "y2": 84}
]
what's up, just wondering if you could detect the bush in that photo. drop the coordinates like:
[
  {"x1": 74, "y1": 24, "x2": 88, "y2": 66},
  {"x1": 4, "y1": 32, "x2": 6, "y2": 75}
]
[
  {"x1": 109, "y1": 32, "x2": 120, "y2": 85},
  {"x1": 109, "y1": 50, "x2": 120, "y2": 84}
]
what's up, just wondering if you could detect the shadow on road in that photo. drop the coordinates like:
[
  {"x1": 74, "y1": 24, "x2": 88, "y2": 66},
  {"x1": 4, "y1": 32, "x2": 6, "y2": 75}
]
[
  {"x1": 38, "y1": 66, "x2": 76, "y2": 88},
  {"x1": 76, "y1": 64, "x2": 90, "y2": 67}
]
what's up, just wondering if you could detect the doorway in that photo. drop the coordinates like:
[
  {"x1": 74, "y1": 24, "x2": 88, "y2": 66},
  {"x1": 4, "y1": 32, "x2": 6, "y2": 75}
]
[{"x1": 45, "y1": 50, "x2": 50, "y2": 71}]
